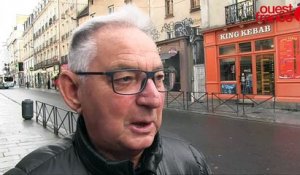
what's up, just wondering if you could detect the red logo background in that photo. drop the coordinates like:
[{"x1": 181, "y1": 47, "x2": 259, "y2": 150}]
[{"x1": 295, "y1": 7, "x2": 300, "y2": 21}]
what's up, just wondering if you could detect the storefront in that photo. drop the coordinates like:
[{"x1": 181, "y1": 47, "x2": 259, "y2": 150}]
[
  {"x1": 203, "y1": 16, "x2": 300, "y2": 102},
  {"x1": 157, "y1": 36, "x2": 193, "y2": 92},
  {"x1": 33, "y1": 70, "x2": 42, "y2": 88}
]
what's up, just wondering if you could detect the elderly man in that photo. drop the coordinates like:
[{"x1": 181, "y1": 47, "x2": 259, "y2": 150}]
[{"x1": 5, "y1": 5, "x2": 211, "y2": 175}]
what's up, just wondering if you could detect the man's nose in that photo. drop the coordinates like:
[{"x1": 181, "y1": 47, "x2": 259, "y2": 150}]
[{"x1": 136, "y1": 79, "x2": 161, "y2": 108}]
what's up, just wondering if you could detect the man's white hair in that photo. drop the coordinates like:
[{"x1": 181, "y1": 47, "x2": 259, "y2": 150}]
[{"x1": 68, "y1": 4, "x2": 155, "y2": 72}]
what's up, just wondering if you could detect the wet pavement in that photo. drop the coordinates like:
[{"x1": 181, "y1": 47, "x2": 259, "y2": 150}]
[
  {"x1": 162, "y1": 109, "x2": 300, "y2": 174},
  {"x1": 0, "y1": 93, "x2": 60, "y2": 174}
]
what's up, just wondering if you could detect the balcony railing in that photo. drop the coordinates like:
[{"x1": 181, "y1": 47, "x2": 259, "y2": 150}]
[
  {"x1": 225, "y1": 0, "x2": 256, "y2": 25},
  {"x1": 34, "y1": 62, "x2": 42, "y2": 70},
  {"x1": 33, "y1": 56, "x2": 59, "y2": 70}
]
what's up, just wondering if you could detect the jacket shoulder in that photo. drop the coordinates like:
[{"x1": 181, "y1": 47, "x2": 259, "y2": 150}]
[
  {"x1": 158, "y1": 131, "x2": 211, "y2": 175},
  {"x1": 4, "y1": 135, "x2": 87, "y2": 175}
]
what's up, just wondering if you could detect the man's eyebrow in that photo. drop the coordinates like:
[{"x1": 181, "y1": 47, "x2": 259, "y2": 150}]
[
  {"x1": 109, "y1": 65, "x2": 139, "y2": 71},
  {"x1": 153, "y1": 65, "x2": 164, "y2": 71},
  {"x1": 108, "y1": 63, "x2": 164, "y2": 71}
]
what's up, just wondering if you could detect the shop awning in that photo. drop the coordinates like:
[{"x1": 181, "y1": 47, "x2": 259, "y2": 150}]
[{"x1": 159, "y1": 53, "x2": 177, "y2": 60}]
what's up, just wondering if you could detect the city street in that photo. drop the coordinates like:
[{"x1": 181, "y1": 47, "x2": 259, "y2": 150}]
[
  {"x1": 1, "y1": 87, "x2": 300, "y2": 174},
  {"x1": 0, "y1": 87, "x2": 69, "y2": 110},
  {"x1": 162, "y1": 109, "x2": 300, "y2": 174}
]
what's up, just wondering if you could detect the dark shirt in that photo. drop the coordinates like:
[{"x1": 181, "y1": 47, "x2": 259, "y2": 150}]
[{"x1": 5, "y1": 116, "x2": 211, "y2": 175}]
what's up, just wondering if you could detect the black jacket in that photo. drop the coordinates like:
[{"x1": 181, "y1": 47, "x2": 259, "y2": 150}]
[{"x1": 5, "y1": 117, "x2": 211, "y2": 175}]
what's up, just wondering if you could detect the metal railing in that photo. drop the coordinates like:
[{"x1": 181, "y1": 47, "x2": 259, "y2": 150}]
[
  {"x1": 186, "y1": 92, "x2": 209, "y2": 112},
  {"x1": 241, "y1": 94, "x2": 276, "y2": 121},
  {"x1": 165, "y1": 91, "x2": 185, "y2": 110},
  {"x1": 225, "y1": 0, "x2": 256, "y2": 25},
  {"x1": 33, "y1": 92, "x2": 299, "y2": 135},
  {"x1": 211, "y1": 93, "x2": 239, "y2": 116},
  {"x1": 164, "y1": 91, "x2": 300, "y2": 121},
  {"x1": 35, "y1": 101, "x2": 78, "y2": 136}
]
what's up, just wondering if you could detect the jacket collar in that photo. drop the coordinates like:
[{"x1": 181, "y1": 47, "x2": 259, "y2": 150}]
[{"x1": 73, "y1": 116, "x2": 162, "y2": 175}]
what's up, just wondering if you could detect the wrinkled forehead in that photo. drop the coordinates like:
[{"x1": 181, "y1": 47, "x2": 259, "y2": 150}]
[
  {"x1": 92, "y1": 26, "x2": 163, "y2": 71},
  {"x1": 108, "y1": 53, "x2": 163, "y2": 71}
]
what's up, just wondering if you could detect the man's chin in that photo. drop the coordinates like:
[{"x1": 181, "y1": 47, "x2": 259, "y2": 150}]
[{"x1": 127, "y1": 135, "x2": 155, "y2": 151}]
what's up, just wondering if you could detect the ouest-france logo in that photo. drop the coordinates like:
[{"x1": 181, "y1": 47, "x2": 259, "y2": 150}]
[{"x1": 256, "y1": 4, "x2": 300, "y2": 22}]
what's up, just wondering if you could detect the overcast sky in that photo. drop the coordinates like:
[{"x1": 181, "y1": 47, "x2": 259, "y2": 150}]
[
  {"x1": 0, "y1": 0, "x2": 38, "y2": 66},
  {"x1": 0, "y1": 0, "x2": 39, "y2": 44}
]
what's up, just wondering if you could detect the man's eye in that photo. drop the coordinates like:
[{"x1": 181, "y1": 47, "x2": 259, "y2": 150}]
[
  {"x1": 155, "y1": 71, "x2": 165, "y2": 81},
  {"x1": 155, "y1": 74, "x2": 164, "y2": 81},
  {"x1": 114, "y1": 76, "x2": 135, "y2": 83}
]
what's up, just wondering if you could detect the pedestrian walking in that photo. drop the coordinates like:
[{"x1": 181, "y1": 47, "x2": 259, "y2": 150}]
[
  {"x1": 53, "y1": 76, "x2": 58, "y2": 90},
  {"x1": 47, "y1": 79, "x2": 50, "y2": 89},
  {"x1": 25, "y1": 82, "x2": 29, "y2": 88},
  {"x1": 4, "y1": 4, "x2": 211, "y2": 175}
]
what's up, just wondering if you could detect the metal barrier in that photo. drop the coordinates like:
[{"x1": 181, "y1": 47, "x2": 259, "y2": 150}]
[
  {"x1": 164, "y1": 91, "x2": 300, "y2": 123},
  {"x1": 241, "y1": 95, "x2": 275, "y2": 121},
  {"x1": 35, "y1": 101, "x2": 78, "y2": 136},
  {"x1": 165, "y1": 91, "x2": 185, "y2": 109},
  {"x1": 211, "y1": 93, "x2": 239, "y2": 116},
  {"x1": 186, "y1": 92, "x2": 209, "y2": 112}
]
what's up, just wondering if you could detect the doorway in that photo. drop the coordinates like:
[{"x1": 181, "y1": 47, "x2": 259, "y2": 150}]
[
  {"x1": 239, "y1": 56, "x2": 253, "y2": 94},
  {"x1": 256, "y1": 54, "x2": 275, "y2": 95},
  {"x1": 238, "y1": 54, "x2": 274, "y2": 95}
]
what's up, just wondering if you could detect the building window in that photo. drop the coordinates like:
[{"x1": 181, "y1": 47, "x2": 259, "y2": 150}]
[
  {"x1": 124, "y1": 0, "x2": 132, "y2": 4},
  {"x1": 190, "y1": 0, "x2": 200, "y2": 11},
  {"x1": 239, "y1": 42, "x2": 251, "y2": 52},
  {"x1": 167, "y1": 31, "x2": 175, "y2": 39},
  {"x1": 108, "y1": 5, "x2": 114, "y2": 14},
  {"x1": 165, "y1": 0, "x2": 173, "y2": 17},
  {"x1": 219, "y1": 44, "x2": 236, "y2": 55},
  {"x1": 255, "y1": 39, "x2": 274, "y2": 51},
  {"x1": 220, "y1": 58, "x2": 236, "y2": 81}
]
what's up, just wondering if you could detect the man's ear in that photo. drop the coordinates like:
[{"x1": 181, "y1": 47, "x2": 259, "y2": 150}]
[{"x1": 58, "y1": 71, "x2": 82, "y2": 113}]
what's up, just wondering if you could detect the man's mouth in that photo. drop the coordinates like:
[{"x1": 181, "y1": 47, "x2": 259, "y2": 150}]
[
  {"x1": 129, "y1": 121, "x2": 154, "y2": 134},
  {"x1": 132, "y1": 122, "x2": 151, "y2": 127}
]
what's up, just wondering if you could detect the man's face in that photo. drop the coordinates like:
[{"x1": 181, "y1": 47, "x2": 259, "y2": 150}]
[{"x1": 78, "y1": 26, "x2": 165, "y2": 159}]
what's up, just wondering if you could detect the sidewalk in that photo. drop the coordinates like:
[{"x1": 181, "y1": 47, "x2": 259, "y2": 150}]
[
  {"x1": 0, "y1": 93, "x2": 60, "y2": 174},
  {"x1": 19, "y1": 85, "x2": 60, "y2": 94}
]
